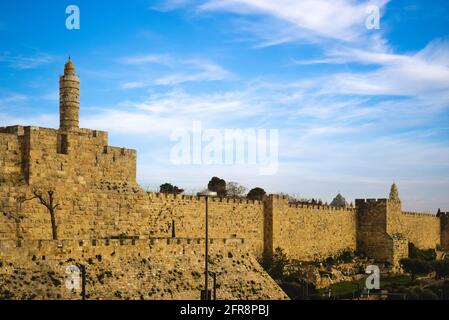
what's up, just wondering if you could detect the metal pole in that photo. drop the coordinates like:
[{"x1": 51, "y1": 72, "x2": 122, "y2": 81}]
[
  {"x1": 205, "y1": 195, "x2": 209, "y2": 300},
  {"x1": 77, "y1": 263, "x2": 86, "y2": 301},
  {"x1": 197, "y1": 191, "x2": 216, "y2": 300},
  {"x1": 81, "y1": 266, "x2": 86, "y2": 301},
  {"x1": 213, "y1": 272, "x2": 217, "y2": 300}
]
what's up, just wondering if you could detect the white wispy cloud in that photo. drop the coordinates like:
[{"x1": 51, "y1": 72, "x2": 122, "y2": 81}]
[
  {"x1": 155, "y1": 58, "x2": 232, "y2": 85},
  {"x1": 0, "y1": 94, "x2": 28, "y2": 108},
  {"x1": 119, "y1": 53, "x2": 173, "y2": 65},
  {"x1": 0, "y1": 112, "x2": 57, "y2": 128},
  {"x1": 315, "y1": 40, "x2": 449, "y2": 101},
  {"x1": 0, "y1": 52, "x2": 54, "y2": 69},
  {"x1": 158, "y1": 0, "x2": 390, "y2": 46},
  {"x1": 82, "y1": 88, "x2": 262, "y2": 134},
  {"x1": 118, "y1": 54, "x2": 232, "y2": 88},
  {"x1": 120, "y1": 82, "x2": 147, "y2": 90}
]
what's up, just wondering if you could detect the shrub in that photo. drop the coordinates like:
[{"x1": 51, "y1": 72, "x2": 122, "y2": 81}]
[
  {"x1": 339, "y1": 250, "x2": 355, "y2": 263},
  {"x1": 325, "y1": 256, "x2": 337, "y2": 266},
  {"x1": 265, "y1": 247, "x2": 289, "y2": 280},
  {"x1": 434, "y1": 260, "x2": 449, "y2": 279},
  {"x1": 409, "y1": 243, "x2": 436, "y2": 261},
  {"x1": 420, "y1": 289, "x2": 439, "y2": 300},
  {"x1": 400, "y1": 258, "x2": 432, "y2": 280}
]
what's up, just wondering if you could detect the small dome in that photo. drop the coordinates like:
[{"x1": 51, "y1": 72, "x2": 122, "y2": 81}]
[
  {"x1": 330, "y1": 193, "x2": 348, "y2": 207},
  {"x1": 64, "y1": 57, "x2": 75, "y2": 75}
]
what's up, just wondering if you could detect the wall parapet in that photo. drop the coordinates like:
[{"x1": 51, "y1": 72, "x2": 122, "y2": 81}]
[
  {"x1": 268, "y1": 194, "x2": 288, "y2": 200},
  {"x1": 355, "y1": 198, "x2": 388, "y2": 205},
  {"x1": 287, "y1": 203, "x2": 355, "y2": 212},
  {"x1": 0, "y1": 125, "x2": 25, "y2": 135},
  {"x1": 0, "y1": 237, "x2": 245, "y2": 251},
  {"x1": 146, "y1": 192, "x2": 262, "y2": 205},
  {"x1": 402, "y1": 211, "x2": 437, "y2": 217},
  {"x1": 103, "y1": 146, "x2": 136, "y2": 156}
]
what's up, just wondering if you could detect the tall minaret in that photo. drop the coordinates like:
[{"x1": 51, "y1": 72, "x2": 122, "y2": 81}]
[{"x1": 59, "y1": 57, "x2": 80, "y2": 131}]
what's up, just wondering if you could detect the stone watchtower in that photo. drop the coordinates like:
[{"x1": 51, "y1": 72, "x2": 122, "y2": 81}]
[{"x1": 59, "y1": 57, "x2": 80, "y2": 131}]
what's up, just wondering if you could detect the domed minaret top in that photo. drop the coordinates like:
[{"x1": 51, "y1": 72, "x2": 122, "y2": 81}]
[
  {"x1": 389, "y1": 182, "x2": 400, "y2": 202},
  {"x1": 59, "y1": 57, "x2": 80, "y2": 131},
  {"x1": 64, "y1": 56, "x2": 76, "y2": 75}
]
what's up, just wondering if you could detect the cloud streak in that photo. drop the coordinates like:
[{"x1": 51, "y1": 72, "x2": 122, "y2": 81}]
[
  {"x1": 163, "y1": 0, "x2": 390, "y2": 46},
  {"x1": 0, "y1": 52, "x2": 54, "y2": 69},
  {"x1": 118, "y1": 54, "x2": 232, "y2": 88}
]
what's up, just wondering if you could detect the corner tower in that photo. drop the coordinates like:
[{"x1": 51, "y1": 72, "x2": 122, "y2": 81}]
[{"x1": 59, "y1": 57, "x2": 80, "y2": 131}]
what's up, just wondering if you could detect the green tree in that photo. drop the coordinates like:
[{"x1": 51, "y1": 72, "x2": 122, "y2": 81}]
[
  {"x1": 159, "y1": 183, "x2": 184, "y2": 195},
  {"x1": 207, "y1": 177, "x2": 227, "y2": 197},
  {"x1": 267, "y1": 247, "x2": 289, "y2": 279},
  {"x1": 247, "y1": 187, "x2": 266, "y2": 201},
  {"x1": 400, "y1": 258, "x2": 432, "y2": 280},
  {"x1": 409, "y1": 243, "x2": 436, "y2": 261}
]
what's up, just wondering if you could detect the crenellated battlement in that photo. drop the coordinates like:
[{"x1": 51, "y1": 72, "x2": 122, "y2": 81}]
[
  {"x1": 0, "y1": 237, "x2": 245, "y2": 252},
  {"x1": 103, "y1": 146, "x2": 136, "y2": 157},
  {"x1": 268, "y1": 194, "x2": 288, "y2": 200},
  {"x1": 287, "y1": 202, "x2": 355, "y2": 212},
  {"x1": 0, "y1": 125, "x2": 25, "y2": 136},
  {"x1": 402, "y1": 211, "x2": 437, "y2": 217},
  {"x1": 355, "y1": 198, "x2": 388, "y2": 205},
  {"x1": 146, "y1": 192, "x2": 263, "y2": 205}
]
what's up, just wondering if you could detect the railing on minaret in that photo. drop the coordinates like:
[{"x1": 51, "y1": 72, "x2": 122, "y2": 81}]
[{"x1": 59, "y1": 57, "x2": 80, "y2": 131}]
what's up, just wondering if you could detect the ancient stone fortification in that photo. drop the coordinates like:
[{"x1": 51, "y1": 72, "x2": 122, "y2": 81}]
[
  {"x1": 0, "y1": 238, "x2": 287, "y2": 300},
  {"x1": 0, "y1": 60, "x2": 448, "y2": 299}
]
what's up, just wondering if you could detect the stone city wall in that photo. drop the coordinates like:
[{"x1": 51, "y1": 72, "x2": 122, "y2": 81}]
[{"x1": 0, "y1": 238, "x2": 288, "y2": 300}]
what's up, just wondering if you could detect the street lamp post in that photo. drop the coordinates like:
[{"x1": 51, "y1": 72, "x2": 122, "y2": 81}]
[
  {"x1": 197, "y1": 191, "x2": 217, "y2": 300},
  {"x1": 76, "y1": 263, "x2": 86, "y2": 300}
]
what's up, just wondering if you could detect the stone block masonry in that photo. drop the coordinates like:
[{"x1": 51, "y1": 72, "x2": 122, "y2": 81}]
[
  {"x1": 264, "y1": 195, "x2": 357, "y2": 261},
  {"x1": 1, "y1": 59, "x2": 448, "y2": 299},
  {"x1": 0, "y1": 238, "x2": 288, "y2": 300}
]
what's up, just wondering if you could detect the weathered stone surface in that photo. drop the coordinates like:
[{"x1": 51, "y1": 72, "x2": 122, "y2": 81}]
[
  {"x1": 0, "y1": 239, "x2": 288, "y2": 300},
  {"x1": 1, "y1": 60, "x2": 448, "y2": 300}
]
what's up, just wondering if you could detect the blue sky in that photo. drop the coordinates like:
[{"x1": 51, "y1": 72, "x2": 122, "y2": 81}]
[{"x1": 1, "y1": 0, "x2": 448, "y2": 211}]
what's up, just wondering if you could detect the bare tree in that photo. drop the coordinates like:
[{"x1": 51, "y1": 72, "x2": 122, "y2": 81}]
[
  {"x1": 226, "y1": 182, "x2": 247, "y2": 198},
  {"x1": 32, "y1": 189, "x2": 59, "y2": 240}
]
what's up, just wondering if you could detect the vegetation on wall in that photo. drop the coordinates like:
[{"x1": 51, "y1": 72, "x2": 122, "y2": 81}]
[{"x1": 400, "y1": 242, "x2": 449, "y2": 282}]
